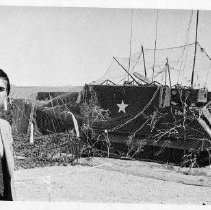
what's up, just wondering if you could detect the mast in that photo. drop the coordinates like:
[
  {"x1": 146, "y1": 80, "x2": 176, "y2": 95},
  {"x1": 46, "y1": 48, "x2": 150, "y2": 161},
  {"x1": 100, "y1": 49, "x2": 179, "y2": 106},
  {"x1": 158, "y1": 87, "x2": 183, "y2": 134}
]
[
  {"x1": 152, "y1": 10, "x2": 159, "y2": 82},
  {"x1": 128, "y1": 9, "x2": 133, "y2": 81},
  {"x1": 141, "y1": 45, "x2": 147, "y2": 77},
  {"x1": 191, "y1": 10, "x2": 199, "y2": 88},
  {"x1": 166, "y1": 58, "x2": 172, "y2": 88}
]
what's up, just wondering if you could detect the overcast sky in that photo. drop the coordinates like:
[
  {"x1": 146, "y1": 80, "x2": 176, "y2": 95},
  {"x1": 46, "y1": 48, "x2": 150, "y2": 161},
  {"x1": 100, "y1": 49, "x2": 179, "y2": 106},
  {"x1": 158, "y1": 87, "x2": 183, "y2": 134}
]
[{"x1": 0, "y1": 6, "x2": 211, "y2": 87}]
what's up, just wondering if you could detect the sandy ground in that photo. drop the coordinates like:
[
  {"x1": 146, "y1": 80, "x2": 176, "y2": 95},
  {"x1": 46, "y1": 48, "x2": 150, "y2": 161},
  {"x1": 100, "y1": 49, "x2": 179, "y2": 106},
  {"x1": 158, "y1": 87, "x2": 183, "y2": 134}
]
[{"x1": 14, "y1": 157, "x2": 211, "y2": 204}]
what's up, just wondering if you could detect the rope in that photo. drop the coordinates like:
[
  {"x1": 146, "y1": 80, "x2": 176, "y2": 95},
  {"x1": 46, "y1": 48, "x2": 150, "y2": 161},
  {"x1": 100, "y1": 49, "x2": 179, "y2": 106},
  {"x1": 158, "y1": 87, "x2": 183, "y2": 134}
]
[
  {"x1": 109, "y1": 85, "x2": 160, "y2": 132},
  {"x1": 198, "y1": 42, "x2": 211, "y2": 61},
  {"x1": 130, "y1": 47, "x2": 143, "y2": 73},
  {"x1": 132, "y1": 118, "x2": 150, "y2": 137},
  {"x1": 145, "y1": 42, "x2": 195, "y2": 51}
]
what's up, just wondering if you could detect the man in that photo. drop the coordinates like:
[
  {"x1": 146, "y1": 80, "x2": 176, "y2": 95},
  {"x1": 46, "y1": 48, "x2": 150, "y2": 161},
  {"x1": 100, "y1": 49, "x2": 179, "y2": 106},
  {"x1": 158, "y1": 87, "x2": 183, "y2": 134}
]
[{"x1": 0, "y1": 69, "x2": 16, "y2": 201}]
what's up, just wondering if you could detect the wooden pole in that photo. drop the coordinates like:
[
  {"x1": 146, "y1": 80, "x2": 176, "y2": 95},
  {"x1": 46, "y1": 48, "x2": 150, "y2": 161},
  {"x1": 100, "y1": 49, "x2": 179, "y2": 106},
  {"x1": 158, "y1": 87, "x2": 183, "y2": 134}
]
[
  {"x1": 128, "y1": 9, "x2": 133, "y2": 81},
  {"x1": 152, "y1": 10, "x2": 159, "y2": 82},
  {"x1": 141, "y1": 45, "x2": 147, "y2": 77},
  {"x1": 29, "y1": 122, "x2": 34, "y2": 144},
  {"x1": 191, "y1": 10, "x2": 199, "y2": 88},
  {"x1": 113, "y1": 57, "x2": 141, "y2": 86},
  {"x1": 166, "y1": 58, "x2": 172, "y2": 88},
  {"x1": 165, "y1": 63, "x2": 167, "y2": 86},
  {"x1": 29, "y1": 102, "x2": 35, "y2": 144}
]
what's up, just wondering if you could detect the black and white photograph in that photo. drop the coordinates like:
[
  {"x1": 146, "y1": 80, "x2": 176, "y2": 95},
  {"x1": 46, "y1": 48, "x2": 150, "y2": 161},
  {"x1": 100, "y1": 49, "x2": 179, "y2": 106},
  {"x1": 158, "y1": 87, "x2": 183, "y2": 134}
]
[{"x1": 0, "y1": 0, "x2": 210, "y2": 208}]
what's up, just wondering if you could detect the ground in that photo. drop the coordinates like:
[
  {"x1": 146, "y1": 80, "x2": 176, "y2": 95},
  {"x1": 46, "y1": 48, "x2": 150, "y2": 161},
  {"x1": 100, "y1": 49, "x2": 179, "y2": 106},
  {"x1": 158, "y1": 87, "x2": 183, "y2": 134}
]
[{"x1": 14, "y1": 157, "x2": 211, "y2": 204}]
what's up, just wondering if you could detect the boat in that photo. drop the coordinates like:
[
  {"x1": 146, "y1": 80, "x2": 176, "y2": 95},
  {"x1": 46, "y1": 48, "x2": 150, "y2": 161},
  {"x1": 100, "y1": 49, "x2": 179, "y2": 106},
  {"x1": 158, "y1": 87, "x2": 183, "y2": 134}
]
[
  {"x1": 15, "y1": 9, "x2": 211, "y2": 164},
  {"x1": 77, "y1": 10, "x2": 211, "y2": 163}
]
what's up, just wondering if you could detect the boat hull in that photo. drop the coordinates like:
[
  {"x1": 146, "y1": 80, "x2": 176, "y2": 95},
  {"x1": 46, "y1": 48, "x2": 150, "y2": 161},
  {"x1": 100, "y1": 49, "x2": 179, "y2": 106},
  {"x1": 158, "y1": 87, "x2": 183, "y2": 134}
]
[{"x1": 84, "y1": 84, "x2": 211, "y2": 152}]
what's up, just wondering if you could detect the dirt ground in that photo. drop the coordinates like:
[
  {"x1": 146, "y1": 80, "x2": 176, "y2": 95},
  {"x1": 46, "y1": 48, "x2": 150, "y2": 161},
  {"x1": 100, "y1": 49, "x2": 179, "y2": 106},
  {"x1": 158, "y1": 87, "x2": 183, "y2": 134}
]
[{"x1": 14, "y1": 157, "x2": 211, "y2": 204}]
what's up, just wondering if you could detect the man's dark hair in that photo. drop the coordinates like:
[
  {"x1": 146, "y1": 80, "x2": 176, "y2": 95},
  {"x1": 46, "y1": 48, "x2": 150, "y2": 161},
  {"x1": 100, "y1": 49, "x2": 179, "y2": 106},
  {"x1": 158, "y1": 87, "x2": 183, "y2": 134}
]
[{"x1": 0, "y1": 69, "x2": 10, "y2": 96}]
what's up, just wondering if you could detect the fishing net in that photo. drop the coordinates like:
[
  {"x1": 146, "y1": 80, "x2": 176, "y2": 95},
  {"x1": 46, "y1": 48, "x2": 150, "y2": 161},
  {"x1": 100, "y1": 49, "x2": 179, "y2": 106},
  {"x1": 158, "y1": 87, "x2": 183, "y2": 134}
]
[
  {"x1": 94, "y1": 43, "x2": 211, "y2": 90},
  {"x1": 10, "y1": 91, "x2": 86, "y2": 168},
  {"x1": 11, "y1": 91, "x2": 81, "y2": 135}
]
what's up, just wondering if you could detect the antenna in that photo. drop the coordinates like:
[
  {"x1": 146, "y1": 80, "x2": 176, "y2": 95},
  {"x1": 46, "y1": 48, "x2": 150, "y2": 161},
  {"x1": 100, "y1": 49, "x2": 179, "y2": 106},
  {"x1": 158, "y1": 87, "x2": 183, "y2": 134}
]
[
  {"x1": 152, "y1": 10, "x2": 159, "y2": 82},
  {"x1": 191, "y1": 10, "x2": 199, "y2": 88},
  {"x1": 128, "y1": 9, "x2": 134, "y2": 81}
]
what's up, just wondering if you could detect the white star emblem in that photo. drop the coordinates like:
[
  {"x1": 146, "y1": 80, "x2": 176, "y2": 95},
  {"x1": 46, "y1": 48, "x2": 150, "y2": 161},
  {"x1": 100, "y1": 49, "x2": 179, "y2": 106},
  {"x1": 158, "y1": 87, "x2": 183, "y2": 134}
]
[{"x1": 117, "y1": 100, "x2": 128, "y2": 114}]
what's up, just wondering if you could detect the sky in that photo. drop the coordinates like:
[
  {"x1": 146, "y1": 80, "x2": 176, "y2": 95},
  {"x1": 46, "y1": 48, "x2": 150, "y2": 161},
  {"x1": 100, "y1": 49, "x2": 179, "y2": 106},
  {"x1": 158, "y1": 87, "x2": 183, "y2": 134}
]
[{"x1": 0, "y1": 5, "x2": 211, "y2": 87}]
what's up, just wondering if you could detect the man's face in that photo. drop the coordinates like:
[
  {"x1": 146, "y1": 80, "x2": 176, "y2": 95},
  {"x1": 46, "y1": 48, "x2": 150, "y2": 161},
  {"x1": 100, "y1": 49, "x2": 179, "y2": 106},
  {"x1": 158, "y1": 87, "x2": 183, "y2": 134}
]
[{"x1": 0, "y1": 78, "x2": 7, "y2": 106}]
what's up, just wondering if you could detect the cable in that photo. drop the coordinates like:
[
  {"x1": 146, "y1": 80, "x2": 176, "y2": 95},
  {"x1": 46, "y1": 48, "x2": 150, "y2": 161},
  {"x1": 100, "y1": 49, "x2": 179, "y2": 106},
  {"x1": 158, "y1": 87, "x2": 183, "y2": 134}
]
[
  {"x1": 198, "y1": 42, "x2": 211, "y2": 61},
  {"x1": 145, "y1": 42, "x2": 195, "y2": 51},
  {"x1": 109, "y1": 85, "x2": 160, "y2": 132},
  {"x1": 152, "y1": 10, "x2": 159, "y2": 81}
]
